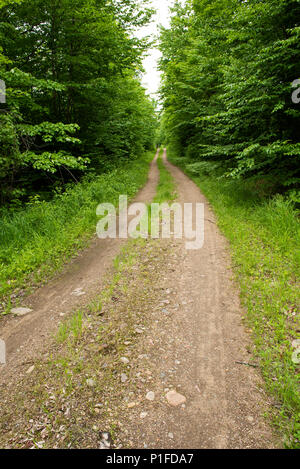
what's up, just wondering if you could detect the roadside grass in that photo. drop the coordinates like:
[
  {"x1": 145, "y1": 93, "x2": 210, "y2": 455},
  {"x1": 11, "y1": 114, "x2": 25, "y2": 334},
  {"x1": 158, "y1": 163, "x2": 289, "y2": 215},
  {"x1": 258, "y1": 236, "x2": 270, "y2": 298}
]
[
  {"x1": 168, "y1": 152, "x2": 300, "y2": 447},
  {"x1": 0, "y1": 152, "x2": 153, "y2": 314},
  {"x1": 153, "y1": 150, "x2": 177, "y2": 205}
]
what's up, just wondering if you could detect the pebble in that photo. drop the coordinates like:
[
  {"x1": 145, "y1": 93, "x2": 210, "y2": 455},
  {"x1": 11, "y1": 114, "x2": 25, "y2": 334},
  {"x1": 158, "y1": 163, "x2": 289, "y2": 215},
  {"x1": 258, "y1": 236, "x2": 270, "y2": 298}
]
[
  {"x1": 121, "y1": 373, "x2": 128, "y2": 383},
  {"x1": 120, "y1": 357, "x2": 129, "y2": 364},
  {"x1": 168, "y1": 433, "x2": 174, "y2": 439},
  {"x1": 128, "y1": 402, "x2": 136, "y2": 408},
  {"x1": 140, "y1": 412, "x2": 148, "y2": 419},
  {"x1": 99, "y1": 432, "x2": 111, "y2": 449},
  {"x1": 146, "y1": 391, "x2": 155, "y2": 401},
  {"x1": 71, "y1": 288, "x2": 86, "y2": 297},
  {"x1": 86, "y1": 378, "x2": 96, "y2": 387},
  {"x1": 166, "y1": 390, "x2": 186, "y2": 407},
  {"x1": 11, "y1": 307, "x2": 32, "y2": 316},
  {"x1": 26, "y1": 365, "x2": 35, "y2": 374}
]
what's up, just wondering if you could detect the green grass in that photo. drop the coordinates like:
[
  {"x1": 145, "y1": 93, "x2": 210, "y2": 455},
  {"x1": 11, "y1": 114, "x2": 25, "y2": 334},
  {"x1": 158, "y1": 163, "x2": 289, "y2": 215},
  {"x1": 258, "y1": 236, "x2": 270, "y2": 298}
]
[
  {"x1": 153, "y1": 149, "x2": 177, "y2": 204},
  {"x1": 56, "y1": 311, "x2": 84, "y2": 344},
  {"x1": 0, "y1": 152, "x2": 154, "y2": 312},
  {"x1": 139, "y1": 149, "x2": 177, "y2": 236},
  {"x1": 168, "y1": 152, "x2": 300, "y2": 448}
]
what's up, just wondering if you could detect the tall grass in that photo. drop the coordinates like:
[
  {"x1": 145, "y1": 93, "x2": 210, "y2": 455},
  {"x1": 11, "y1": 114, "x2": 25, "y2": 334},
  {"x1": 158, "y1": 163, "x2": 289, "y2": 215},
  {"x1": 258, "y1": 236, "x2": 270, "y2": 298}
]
[
  {"x1": 168, "y1": 152, "x2": 300, "y2": 447},
  {"x1": 153, "y1": 150, "x2": 177, "y2": 204},
  {"x1": 0, "y1": 152, "x2": 153, "y2": 309}
]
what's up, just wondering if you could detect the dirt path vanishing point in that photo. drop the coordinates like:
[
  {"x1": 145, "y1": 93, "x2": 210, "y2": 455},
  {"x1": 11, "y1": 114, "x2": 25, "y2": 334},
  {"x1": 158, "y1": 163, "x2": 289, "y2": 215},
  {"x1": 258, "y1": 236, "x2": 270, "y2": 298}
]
[
  {"x1": 0, "y1": 149, "x2": 278, "y2": 448},
  {"x1": 119, "y1": 150, "x2": 277, "y2": 449}
]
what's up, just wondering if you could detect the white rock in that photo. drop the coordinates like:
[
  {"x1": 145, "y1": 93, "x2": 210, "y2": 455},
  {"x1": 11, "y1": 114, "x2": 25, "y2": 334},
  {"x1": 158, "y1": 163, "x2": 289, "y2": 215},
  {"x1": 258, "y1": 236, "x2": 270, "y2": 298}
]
[
  {"x1": 26, "y1": 365, "x2": 35, "y2": 374},
  {"x1": 168, "y1": 433, "x2": 174, "y2": 439},
  {"x1": 99, "y1": 432, "x2": 111, "y2": 449},
  {"x1": 71, "y1": 288, "x2": 86, "y2": 297},
  {"x1": 166, "y1": 390, "x2": 186, "y2": 407},
  {"x1": 120, "y1": 357, "x2": 129, "y2": 364},
  {"x1": 140, "y1": 412, "x2": 148, "y2": 419},
  {"x1": 86, "y1": 378, "x2": 96, "y2": 387},
  {"x1": 11, "y1": 307, "x2": 32, "y2": 316},
  {"x1": 146, "y1": 391, "x2": 155, "y2": 401},
  {"x1": 121, "y1": 373, "x2": 128, "y2": 383}
]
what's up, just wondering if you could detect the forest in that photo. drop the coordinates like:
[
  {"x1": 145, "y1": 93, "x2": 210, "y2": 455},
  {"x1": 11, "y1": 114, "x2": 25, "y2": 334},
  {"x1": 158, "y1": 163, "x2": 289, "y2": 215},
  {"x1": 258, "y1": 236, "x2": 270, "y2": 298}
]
[
  {"x1": 0, "y1": 0, "x2": 299, "y2": 451},
  {"x1": 159, "y1": 0, "x2": 300, "y2": 201},
  {"x1": 0, "y1": 0, "x2": 157, "y2": 208}
]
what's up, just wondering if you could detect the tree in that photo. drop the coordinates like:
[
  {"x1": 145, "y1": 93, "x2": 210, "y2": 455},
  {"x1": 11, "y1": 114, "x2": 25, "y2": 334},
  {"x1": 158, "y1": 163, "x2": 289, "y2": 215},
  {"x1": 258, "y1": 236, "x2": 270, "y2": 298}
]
[
  {"x1": 159, "y1": 0, "x2": 300, "y2": 197},
  {"x1": 0, "y1": 0, "x2": 157, "y2": 205}
]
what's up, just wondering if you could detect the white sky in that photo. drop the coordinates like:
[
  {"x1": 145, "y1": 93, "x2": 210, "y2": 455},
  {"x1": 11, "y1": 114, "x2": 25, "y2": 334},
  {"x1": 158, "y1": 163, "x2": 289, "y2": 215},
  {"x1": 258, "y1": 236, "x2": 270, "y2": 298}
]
[{"x1": 137, "y1": 0, "x2": 174, "y2": 99}]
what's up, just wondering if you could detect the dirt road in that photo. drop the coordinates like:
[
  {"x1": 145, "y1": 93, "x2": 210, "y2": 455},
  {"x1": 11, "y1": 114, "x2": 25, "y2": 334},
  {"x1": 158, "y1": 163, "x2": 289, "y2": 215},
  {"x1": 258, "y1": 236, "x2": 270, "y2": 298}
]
[
  {"x1": 121, "y1": 150, "x2": 276, "y2": 448},
  {"x1": 0, "y1": 150, "x2": 278, "y2": 448}
]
